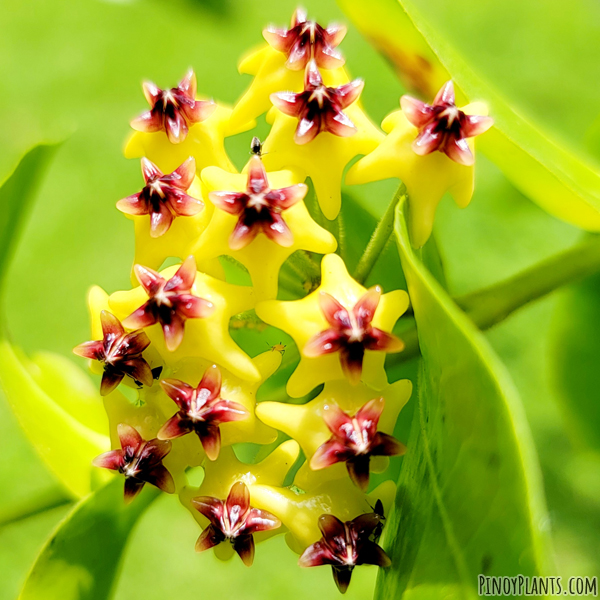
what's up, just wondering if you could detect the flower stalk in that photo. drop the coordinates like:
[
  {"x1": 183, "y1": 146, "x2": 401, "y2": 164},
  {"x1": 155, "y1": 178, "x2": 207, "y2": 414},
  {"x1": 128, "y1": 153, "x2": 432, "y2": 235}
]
[{"x1": 353, "y1": 183, "x2": 407, "y2": 284}]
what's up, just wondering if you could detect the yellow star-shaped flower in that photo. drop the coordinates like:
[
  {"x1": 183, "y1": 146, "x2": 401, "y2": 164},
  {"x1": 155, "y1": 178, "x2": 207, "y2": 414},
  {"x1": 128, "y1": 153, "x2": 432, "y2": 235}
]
[
  {"x1": 256, "y1": 253, "x2": 409, "y2": 397},
  {"x1": 121, "y1": 175, "x2": 224, "y2": 283},
  {"x1": 124, "y1": 103, "x2": 254, "y2": 175},
  {"x1": 178, "y1": 440, "x2": 300, "y2": 560},
  {"x1": 256, "y1": 378, "x2": 411, "y2": 488},
  {"x1": 97, "y1": 352, "x2": 283, "y2": 489},
  {"x1": 196, "y1": 158, "x2": 337, "y2": 301},
  {"x1": 166, "y1": 351, "x2": 281, "y2": 448},
  {"x1": 229, "y1": 45, "x2": 347, "y2": 130},
  {"x1": 107, "y1": 263, "x2": 260, "y2": 382},
  {"x1": 250, "y1": 470, "x2": 396, "y2": 553},
  {"x1": 346, "y1": 102, "x2": 489, "y2": 248},
  {"x1": 262, "y1": 102, "x2": 384, "y2": 221}
]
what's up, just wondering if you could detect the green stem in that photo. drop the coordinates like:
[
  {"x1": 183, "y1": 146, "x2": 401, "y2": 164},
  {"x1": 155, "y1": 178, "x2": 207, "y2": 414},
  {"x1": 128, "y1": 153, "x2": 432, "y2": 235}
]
[
  {"x1": 392, "y1": 235, "x2": 600, "y2": 364},
  {"x1": 354, "y1": 183, "x2": 407, "y2": 284},
  {"x1": 455, "y1": 236, "x2": 600, "y2": 329}
]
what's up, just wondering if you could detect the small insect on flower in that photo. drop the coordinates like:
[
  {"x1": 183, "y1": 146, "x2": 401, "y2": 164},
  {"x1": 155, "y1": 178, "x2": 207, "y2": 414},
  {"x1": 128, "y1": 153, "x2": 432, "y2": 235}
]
[
  {"x1": 134, "y1": 365, "x2": 163, "y2": 389},
  {"x1": 310, "y1": 398, "x2": 406, "y2": 490},
  {"x1": 299, "y1": 512, "x2": 391, "y2": 593},
  {"x1": 73, "y1": 310, "x2": 153, "y2": 396},
  {"x1": 370, "y1": 499, "x2": 385, "y2": 544},
  {"x1": 93, "y1": 424, "x2": 175, "y2": 503},
  {"x1": 250, "y1": 136, "x2": 264, "y2": 158},
  {"x1": 158, "y1": 365, "x2": 249, "y2": 460},
  {"x1": 266, "y1": 341, "x2": 287, "y2": 355},
  {"x1": 192, "y1": 481, "x2": 281, "y2": 566}
]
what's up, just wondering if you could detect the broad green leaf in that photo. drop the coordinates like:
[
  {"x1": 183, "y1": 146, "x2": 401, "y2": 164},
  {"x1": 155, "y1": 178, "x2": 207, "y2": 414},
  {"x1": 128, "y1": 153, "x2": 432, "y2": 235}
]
[
  {"x1": 550, "y1": 268, "x2": 600, "y2": 451},
  {"x1": 0, "y1": 144, "x2": 109, "y2": 499},
  {"x1": 377, "y1": 198, "x2": 551, "y2": 599},
  {"x1": 0, "y1": 340, "x2": 110, "y2": 499},
  {"x1": 337, "y1": 0, "x2": 600, "y2": 232},
  {"x1": 27, "y1": 351, "x2": 109, "y2": 435},
  {"x1": 0, "y1": 144, "x2": 58, "y2": 288},
  {"x1": 19, "y1": 478, "x2": 158, "y2": 600}
]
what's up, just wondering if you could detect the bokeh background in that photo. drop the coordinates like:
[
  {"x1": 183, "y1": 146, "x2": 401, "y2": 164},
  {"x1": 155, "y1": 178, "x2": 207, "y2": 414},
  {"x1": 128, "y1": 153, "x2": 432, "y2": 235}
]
[{"x1": 1, "y1": 0, "x2": 599, "y2": 598}]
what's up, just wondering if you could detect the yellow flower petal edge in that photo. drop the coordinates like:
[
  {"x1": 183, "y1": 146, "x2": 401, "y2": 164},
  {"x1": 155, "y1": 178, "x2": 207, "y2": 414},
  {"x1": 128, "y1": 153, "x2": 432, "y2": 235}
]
[
  {"x1": 124, "y1": 103, "x2": 255, "y2": 175},
  {"x1": 347, "y1": 102, "x2": 488, "y2": 248},
  {"x1": 178, "y1": 440, "x2": 301, "y2": 557},
  {"x1": 262, "y1": 102, "x2": 384, "y2": 221},
  {"x1": 100, "y1": 351, "x2": 282, "y2": 491},
  {"x1": 256, "y1": 253, "x2": 409, "y2": 397},
  {"x1": 197, "y1": 161, "x2": 337, "y2": 301},
  {"x1": 250, "y1": 473, "x2": 396, "y2": 553},
  {"x1": 107, "y1": 263, "x2": 261, "y2": 382},
  {"x1": 256, "y1": 378, "x2": 411, "y2": 487},
  {"x1": 167, "y1": 351, "x2": 281, "y2": 448},
  {"x1": 121, "y1": 176, "x2": 223, "y2": 282},
  {"x1": 230, "y1": 45, "x2": 347, "y2": 130}
]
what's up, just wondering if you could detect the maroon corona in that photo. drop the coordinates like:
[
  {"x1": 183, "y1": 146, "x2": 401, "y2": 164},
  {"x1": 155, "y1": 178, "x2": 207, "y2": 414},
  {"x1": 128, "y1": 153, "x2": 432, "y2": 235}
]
[
  {"x1": 271, "y1": 60, "x2": 364, "y2": 144},
  {"x1": 310, "y1": 398, "x2": 405, "y2": 490},
  {"x1": 299, "y1": 513, "x2": 391, "y2": 593},
  {"x1": 304, "y1": 287, "x2": 404, "y2": 383},
  {"x1": 209, "y1": 155, "x2": 308, "y2": 249},
  {"x1": 192, "y1": 482, "x2": 281, "y2": 566},
  {"x1": 130, "y1": 69, "x2": 216, "y2": 143},
  {"x1": 73, "y1": 310, "x2": 153, "y2": 396},
  {"x1": 401, "y1": 80, "x2": 493, "y2": 166},
  {"x1": 158, "y1": 365, "x2": 248, "y2": 460},
  {"x1": 263, "y1": 8, "x2": 347, "y2": 71},
  {"x1": 123, "y1": 256, "x2": 214, "y2": 352},
  {"x1": 93, "y1": 424, "x2": 175, "y2": 502},
  {"x1": 117, "y1": 157, "x2": 202, "y2": 238}
]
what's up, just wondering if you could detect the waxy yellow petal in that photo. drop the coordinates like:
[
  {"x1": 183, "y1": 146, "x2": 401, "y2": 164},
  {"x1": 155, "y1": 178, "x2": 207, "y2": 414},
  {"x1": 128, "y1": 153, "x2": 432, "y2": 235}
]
[
  {"x1": 108, "y1": 264, "x2": 260, "y2": 382},
  {"x1": 125, "y1": 103, "x2": 254, "y2": 174},
  {"x1": 197, "y1": 161, "x2": 336, "y2": 301},
  {"x1": 347, "y1": 102, "x2": 488, "y2": 248},
  {"x1": 256, "y1": 254, "x2": 409, "y2": 396}
]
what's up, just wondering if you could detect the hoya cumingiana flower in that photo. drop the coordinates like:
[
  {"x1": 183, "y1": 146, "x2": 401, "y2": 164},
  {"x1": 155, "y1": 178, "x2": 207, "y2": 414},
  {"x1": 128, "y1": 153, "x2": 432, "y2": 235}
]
[
  {"x1": 107, "y1": 259, "x2": 260, "y2": 381},
  {"x1": 229, "y1": 8, "x2": 347, "y2": 129},
  {"x1": 256, "y1": 253, "x2": 409, "y2": 396},
  {"x1": 257, "y1": 378, "x2": 411, "y2": 489},
  {"x1": 196, "y1": 155, "x2": 336, "y2": 300},
  {"x1": 347, "y1": 80, "x2": 492, "y2": 247}
]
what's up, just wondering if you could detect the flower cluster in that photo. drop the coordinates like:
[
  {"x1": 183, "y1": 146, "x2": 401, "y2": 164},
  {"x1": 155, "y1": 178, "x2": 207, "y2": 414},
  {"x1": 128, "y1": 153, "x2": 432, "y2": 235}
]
[{"x1": 76, "y1": 7, "x2": 491, "y2": 593}]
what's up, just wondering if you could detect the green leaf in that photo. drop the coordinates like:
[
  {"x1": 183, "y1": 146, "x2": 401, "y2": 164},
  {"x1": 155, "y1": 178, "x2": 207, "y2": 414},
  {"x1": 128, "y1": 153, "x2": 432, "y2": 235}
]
[
  {"x1": 377, "y1": 199, "x2": 552, "y2": 599},
  {"x1": 0, "y1": 340, "x2": 110, "y2": 498},
  {"x1": 0, "y1": 144, "x2": 109, "y2": 499},
  {"x1": 19, "y1": 478, "x2": 158, "y2": 600},
  {"x1": 337, "y1": 0, "x2": 600, "y2": 232},
  {"x1": 550, "y1": 267, "x2": 600, "y2": 451},
  {"x1": 0, "y1": 144, "x2": 59, "y2": 289}
]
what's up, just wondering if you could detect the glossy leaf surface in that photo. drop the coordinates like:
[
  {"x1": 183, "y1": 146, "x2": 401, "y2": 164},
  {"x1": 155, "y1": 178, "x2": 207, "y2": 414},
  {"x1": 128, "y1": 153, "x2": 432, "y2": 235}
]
[
  {"x1": 376, "y1": 198, "x2": 552, "y2": 598},
  {"x1": 19, "y1": 478, "x2": 158, "y2": 600},
  {"x1": 0, "y1": 145, "x2": 109, "y2": 499}
]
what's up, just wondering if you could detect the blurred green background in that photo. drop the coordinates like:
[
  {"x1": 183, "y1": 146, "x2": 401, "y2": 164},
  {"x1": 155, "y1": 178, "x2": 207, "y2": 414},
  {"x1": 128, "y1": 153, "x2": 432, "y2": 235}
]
[{"x1": 0, "y1": 0, "x2": 599, "y2": 598}]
